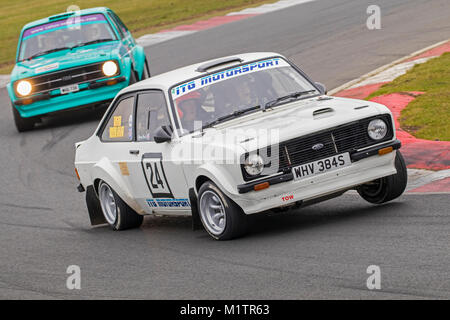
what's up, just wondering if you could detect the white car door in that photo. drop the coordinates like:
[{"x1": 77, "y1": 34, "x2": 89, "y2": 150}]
[
  {"x1": 127, "y1": 90, "x2": 191, "y2": 215},
  {"x1": 98, "y1": 93, "x2": 142, "y2": 203}
]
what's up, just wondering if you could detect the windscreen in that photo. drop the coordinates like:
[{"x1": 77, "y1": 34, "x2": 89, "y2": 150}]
[
  {"x1": 19, "y1": 13, "x2": 117, "y2": 61},
  {"x1": 171, "y1": 58, "x2": 318, "y2": 133}
]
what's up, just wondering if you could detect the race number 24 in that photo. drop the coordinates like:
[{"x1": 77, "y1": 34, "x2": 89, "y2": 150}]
[{"x1": 141, "y1": 153, "x2": 174, "y2": 198}]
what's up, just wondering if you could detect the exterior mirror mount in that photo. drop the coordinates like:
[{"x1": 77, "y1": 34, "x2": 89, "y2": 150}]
[{"x1": 154, "y1": 125, "x2": 173, "y2": 143}]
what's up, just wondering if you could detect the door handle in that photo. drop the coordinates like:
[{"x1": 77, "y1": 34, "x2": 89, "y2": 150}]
[{"x1": 129, "y1": 150, "x2": 139, "y2": 155}]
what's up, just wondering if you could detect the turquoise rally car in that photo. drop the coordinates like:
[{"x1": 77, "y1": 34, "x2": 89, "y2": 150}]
[{"x1": 7, "y1": 7, "x2": 149, "y2": 132}]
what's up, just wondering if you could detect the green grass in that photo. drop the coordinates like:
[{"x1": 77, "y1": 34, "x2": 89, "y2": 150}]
[
  {"x1": 0, "y1": 0, "x2": 277, "y2": 73},
  {"x1": 367, "y1": 52, "x2": 450, "y2": 141}
]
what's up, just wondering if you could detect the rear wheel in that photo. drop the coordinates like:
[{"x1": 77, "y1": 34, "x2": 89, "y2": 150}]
[
  {"x1": 12, "y1": 104, "x2": 35, "y2": 132},
  {"x1": 98, "y1": 181, "x2": 143, "y2": 230},
  {"x1": 198, "y1": 181, "x2": 248, "y2": 240},
  {"x1": 357, "y1": 151, "x2": 407, "y2": 204}
]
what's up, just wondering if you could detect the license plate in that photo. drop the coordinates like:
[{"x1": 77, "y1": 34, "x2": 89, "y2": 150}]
[
  {"x1": 292, "y1": 153, "x2": 351, "y2": 180},
  {"x1": 60, "y1": 84, "x2": 79, "y2": 94}
]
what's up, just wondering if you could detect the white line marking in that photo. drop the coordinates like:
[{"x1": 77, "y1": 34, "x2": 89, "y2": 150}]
[
  {"x1": 406, "y1": 169, "x2": 450, "y2": 192},
  {"x1": 348, "y1": 57, "x2": 434, "y2": 88},
  {"x1": 227, "y1": 0, "x2": 316, "y2": 15},
  {"x1": 345, "y1": 169, "x2": 450, "y2": 194},
  {"x1": 136, "y1": 30, "x2": 196, "y2": 47},
  {"x1": 135, "y1": 0, "x2": 317, "y2": 48},
  {"x1": 329, "y1": 39, "x2": 450, "y2": 95}
]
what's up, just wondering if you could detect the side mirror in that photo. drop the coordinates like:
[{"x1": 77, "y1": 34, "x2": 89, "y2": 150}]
[
  {"x1": 154, "y1": 125, "x2": 173, "y2": 143},
  {"x1": 315, "y1": 82, "x2": 327, "y2": 95}
]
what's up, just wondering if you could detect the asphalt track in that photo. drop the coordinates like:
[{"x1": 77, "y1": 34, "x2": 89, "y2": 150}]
[{"x1": 0, "y1": 0, "x2": 449, "y2": 299}]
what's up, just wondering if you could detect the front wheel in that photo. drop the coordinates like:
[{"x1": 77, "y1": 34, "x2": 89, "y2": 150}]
[
  {"x1": 357, "y1": 150, "x2": 407, "y2": 204},
  {"x1": 12, "y1": 104, "x2": 36, "y2": 132},
  {"x1": 198, "y1": 181, "x2": 248, "y2": 240},
  {"x1": 98, "y1": 181, "x2": 143, "y2": 230}
]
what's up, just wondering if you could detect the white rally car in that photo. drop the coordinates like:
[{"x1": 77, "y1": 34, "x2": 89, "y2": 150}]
[{"x1": 74, "y1": 52, "x2": 407, "y2": 240}]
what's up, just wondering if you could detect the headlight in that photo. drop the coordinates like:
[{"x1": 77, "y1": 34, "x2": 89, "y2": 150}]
[
  {"x1": 102, "y1": 61, "x2": 118, "y2": 77},
  {"x1": 244, "y1": 154, "x2": 264, "y2": 176},
  {"x1": 16, "y1": 80, "x2": 32, "y2": 96},
  {"x1": 368, "y1": 119, "x2": 387, "y2": 140}
]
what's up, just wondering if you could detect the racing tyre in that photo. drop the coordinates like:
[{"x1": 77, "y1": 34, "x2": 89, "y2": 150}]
[
  {"x1": 98, "y1": 181, "x2": 143, "y2": 230},
  {"x1": 12, "y1": 104, "x2": 35, "y2": 132},
  {"x1": 198, "y1": 181, "x2": 248, "y2": 240},
  {"x1": 357, "y1": 151, "x2": 407, "y2": 204}
]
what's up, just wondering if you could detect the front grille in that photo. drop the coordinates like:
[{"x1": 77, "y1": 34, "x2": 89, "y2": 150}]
[
  {"x1": 18, "y1": 61, "x2": 109, "y2": 96},
  {"x1": 277, "y1": 115, "x2": 393, "y2": 172}
]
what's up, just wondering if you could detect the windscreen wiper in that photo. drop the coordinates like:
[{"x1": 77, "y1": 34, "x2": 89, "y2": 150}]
[
  {"x1": 264, "y1": 90, "x2": 317, "y2": 110},
  {"x1": 202, "y1": 105, "x2": 261, "y2": 130},
  {"x1": 24, "y1": 47, "x2": 71, "y2": 60},
  {"x1": 70, "y1": 38, "x2": 114, "y2": 50}
]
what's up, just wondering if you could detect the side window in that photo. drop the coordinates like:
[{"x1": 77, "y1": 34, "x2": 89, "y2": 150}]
[
  {"x1": 101, "y1": 96, "x2": 134, "y2": 142},
  {"x1": 108, "y1": 12, "x2": 128, "y2": 37},
  {"x1": 136, "y1": 91, "x2": 170, "y2": 142},
  {"x1": 271, "y1": 68, "x2": 312, "y2": 95},
  {"x1": 107, "y1": 13, "x2": 124, "y2": 39},
  {"x1": 114, "y1": 14, "x2": 130, "y2": 33}
]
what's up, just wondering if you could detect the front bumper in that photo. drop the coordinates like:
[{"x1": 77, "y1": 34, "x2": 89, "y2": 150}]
[
  {"x1": 238, "y1": 140, "x2": 401, "y2": 193},
  {"x1": 10, "y1": 76, "x2": 127, "y2": 118},
  {"x1": 232, "y1": 140, "x2": 400, "y2": 214}
]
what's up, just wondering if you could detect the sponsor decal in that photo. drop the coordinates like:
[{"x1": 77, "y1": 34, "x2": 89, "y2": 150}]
[
  {"x1": 109, "y1": 126, "x2": 124, "y2": 138},
  {"x1": 146, "y1": 198, "x2": 191, "y2": 208},
  {"x1": 171, "y1": 58, "x2": 288, "y2": 98},
  {"x1": 23, "y1": 14, "x2": 106, "y2": 38},
  {"x1": 113, "y1": 116, "x2": 122, "y2": 127},
  {"x1": 128, "y1": 114, "x2": 133, "y2": 140},
  {"x1": 118, "y1": 162, "x2": 129, "y2": 176},
  {"x1": 35, "y1": 63, "x2": 59, "y2": 74},
  {"x1": 147, "y1": 199, "x2": 158, "y2": 207},
  {"x1": 109, "y1": 116, "x2": 124, "y2": 138}
]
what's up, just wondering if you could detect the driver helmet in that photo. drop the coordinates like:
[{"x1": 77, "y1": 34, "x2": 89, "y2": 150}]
[{"x1": 176, "y1": 91, "x2": 202, "y2": 119}]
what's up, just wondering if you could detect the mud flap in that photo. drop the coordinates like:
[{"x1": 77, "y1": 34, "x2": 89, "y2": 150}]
[
  {"x1": 86, "y1": 185, "x2": 107, "y2": 226},
  {"x1": 189, "y1": 188, "x2": 203, "y2": 231}
]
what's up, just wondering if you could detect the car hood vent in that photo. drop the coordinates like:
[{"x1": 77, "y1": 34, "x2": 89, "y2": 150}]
[{"x1": 313, "y1": 107, "x2": 334, "y2": 117}]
